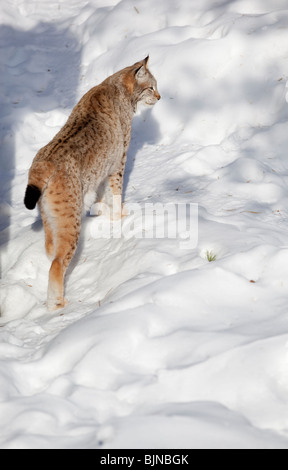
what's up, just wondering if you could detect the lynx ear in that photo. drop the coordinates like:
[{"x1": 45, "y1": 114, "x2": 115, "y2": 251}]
[{"x1": 135, "y1": 56, "x2": 150, "y2": 80}]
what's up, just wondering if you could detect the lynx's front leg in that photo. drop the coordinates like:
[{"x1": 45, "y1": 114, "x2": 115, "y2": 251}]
[
  {"x1": 98, "y1": 156, "x2": 128, "y2": 220},
  {"x1": 107, "y1": 170, "x2": 126, "y2": 220}
]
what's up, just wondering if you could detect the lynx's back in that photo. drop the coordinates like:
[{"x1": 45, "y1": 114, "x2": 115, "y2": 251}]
[{"x1": 24, "y1": 57, "x2": 160, "y2": 310}]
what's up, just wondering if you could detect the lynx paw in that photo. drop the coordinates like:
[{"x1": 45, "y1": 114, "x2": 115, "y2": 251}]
[
  {"x1": 111, "y1": 204, "x2": 128, "y2": 221},
  {"x1": 92, "y1": 202, "x2": 128, "y2": 220},
  {"x1": 47, "y1": 297, "x2": 68, "y2": 312},
  {"x1": 91, "y1": 202, "x2": 110, "y2": 218}
]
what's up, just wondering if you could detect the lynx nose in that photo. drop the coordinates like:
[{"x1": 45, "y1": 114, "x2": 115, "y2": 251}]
[{"x1": 156, "y1": 92, "x2": 161, "y2": 101}]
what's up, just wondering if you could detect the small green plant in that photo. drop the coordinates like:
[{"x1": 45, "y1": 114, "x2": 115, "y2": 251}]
[{"x1": 206, "y1": 250, "x2": 217, "y2": 262}]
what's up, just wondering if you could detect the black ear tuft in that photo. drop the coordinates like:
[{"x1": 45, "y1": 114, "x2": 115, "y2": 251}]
[{"x1": 144, "y1": 56, "x2": 149, "y2": 67}]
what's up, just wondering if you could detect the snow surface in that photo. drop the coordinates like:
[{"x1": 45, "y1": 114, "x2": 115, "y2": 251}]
[{"x1": 1, "y1": 0, "x2": 288, "y2": 449}]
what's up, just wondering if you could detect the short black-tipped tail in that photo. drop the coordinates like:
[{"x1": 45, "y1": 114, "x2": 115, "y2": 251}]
[{"x1": 24, "y1": 184, "x2": 41, "y2": 210}]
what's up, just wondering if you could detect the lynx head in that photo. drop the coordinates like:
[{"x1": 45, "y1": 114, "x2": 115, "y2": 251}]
[{"x1": 123, "y1": 56, "x2": 161, "y2": 111}]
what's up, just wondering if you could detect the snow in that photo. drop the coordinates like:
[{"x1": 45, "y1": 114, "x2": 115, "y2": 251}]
[{"x1": 1, "y1": 0, "x2": 288, "y2": 449}]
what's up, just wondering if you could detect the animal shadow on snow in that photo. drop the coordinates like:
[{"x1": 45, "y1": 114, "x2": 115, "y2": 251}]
[{"x1": 124, "y1": 107, "x2": 161, "y2": 197}]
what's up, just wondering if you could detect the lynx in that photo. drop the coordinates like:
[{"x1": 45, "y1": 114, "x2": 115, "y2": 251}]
[{"x1": 24, "y1": 57, "x2": 160, "y2": 311}]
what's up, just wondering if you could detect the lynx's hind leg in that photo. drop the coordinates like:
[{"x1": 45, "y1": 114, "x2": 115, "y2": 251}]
[
  {"x1": 44, "y1": 174, "x2": 82, "y2": 311},
  {"x1": 48, "y1": 207, "x2": 82, "y2": 311},
  {"x1": 40, "y1": 207, "x2": 54, "y2": 260}
]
